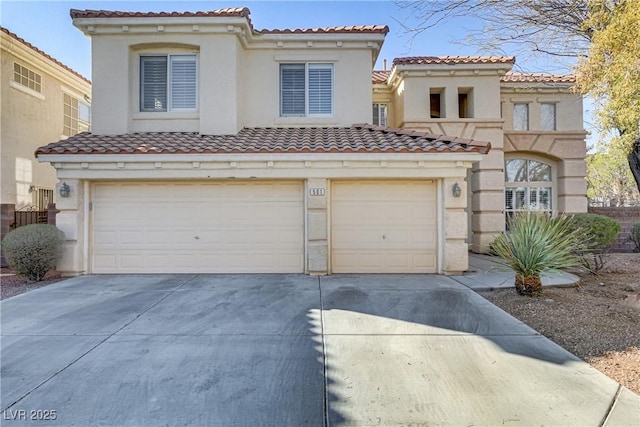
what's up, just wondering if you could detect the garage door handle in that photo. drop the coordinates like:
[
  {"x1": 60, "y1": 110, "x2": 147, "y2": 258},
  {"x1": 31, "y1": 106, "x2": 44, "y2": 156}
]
[
  {"x1": 382, "y1": 234, "x2": 386, "y2": 240},
  {"x1": 194, "y1": 236, "x2": 200, "y2": 240}
]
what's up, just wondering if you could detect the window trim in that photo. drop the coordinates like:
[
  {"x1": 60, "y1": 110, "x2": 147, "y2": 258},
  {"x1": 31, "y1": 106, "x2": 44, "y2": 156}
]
[
  {"x1": 62, "y1": 92, "x2": 91, "y2": 137},
  {"x1": 458, "y1": 87, "x2": 474, "y2": 118},
  {"x1": 279, "y1": 62, "x2": 334, "y2": 118},
  {"x1": 372, "y1": 103, "x2": 388, "y2": 126},
  {"x1": 540, "y1": 102, "x2": 557, "y2": 131},
  {"x1": 504, "y1": 155, "x2": 557, "y2": 228},
  {"x1": 512, "y1": 102, "x2": 530, "y2": 131},
  {"x1": 139, "y1": 53, "x2": 198, "y2": 113},
  {"x1": 13, "y1": 62, "x2": 42, "y2": 93},
  {"x1": 429, "y1": 88, "x2": 445, "y2": 119}
]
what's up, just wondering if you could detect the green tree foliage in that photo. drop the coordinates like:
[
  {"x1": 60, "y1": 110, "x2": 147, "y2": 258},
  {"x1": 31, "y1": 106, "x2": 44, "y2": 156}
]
[
  {"x1": 576, "y1": 0, "x2": 640, "y2": 190},
  {"x1": 626, "y1": 223, "x2": 640, "y2": 253},
  {"x1": 587, "y1": 138, "x2": 640, "y2": 206},
  {"x1": 570, "y1": 213, "x2": 621, "y2": 273}
]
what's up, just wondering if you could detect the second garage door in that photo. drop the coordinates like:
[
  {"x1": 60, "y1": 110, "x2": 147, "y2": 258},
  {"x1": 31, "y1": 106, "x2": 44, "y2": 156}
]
[
  {"x1": 92, "y1": 181, "x2": 304, "y2": 273},
  {"x1": 331, "y1": 180, "x2": 438, "y2": 273}
]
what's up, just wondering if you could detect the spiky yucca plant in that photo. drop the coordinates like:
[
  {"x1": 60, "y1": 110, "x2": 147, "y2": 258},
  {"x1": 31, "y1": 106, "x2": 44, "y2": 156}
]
[{"x1": 491, "y1": 212, "x2": 585, "y2": 296}]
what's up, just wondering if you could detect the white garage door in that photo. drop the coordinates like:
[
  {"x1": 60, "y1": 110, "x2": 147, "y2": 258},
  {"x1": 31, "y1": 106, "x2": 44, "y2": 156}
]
[
  {"x1": 92, "y1": 181, "x2": 304, "y2": 273},
  {"x1": 331, "y1": 180, "x2": 438, "y2": 273}
]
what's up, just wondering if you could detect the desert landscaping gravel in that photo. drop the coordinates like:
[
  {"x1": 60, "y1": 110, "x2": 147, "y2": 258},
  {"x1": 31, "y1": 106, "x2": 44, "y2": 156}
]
[
  {"x1": 481, "y1": 252, "x2": 640, "y2": 395},
  {"x1": 2, "y1": 253, "x2": 639, "y2": 395}
]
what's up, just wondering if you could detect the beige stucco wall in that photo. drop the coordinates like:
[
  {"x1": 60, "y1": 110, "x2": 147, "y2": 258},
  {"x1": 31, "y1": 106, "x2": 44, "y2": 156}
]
[
  {"x1": 85, "y1": 19, "x2": 381, "y2": 135},
  {"x1": 0, "y1": 31, "x2": 91, "y2": 208},
  {"x1": 372, "y1": 70, "x2": 588, "y2": 253},
  {"x1": 382, "y1": 68, "x2": 508, "y2": 253},
  {"x1": 502, "y1": 88, "x2": 588, "y2": 215}
]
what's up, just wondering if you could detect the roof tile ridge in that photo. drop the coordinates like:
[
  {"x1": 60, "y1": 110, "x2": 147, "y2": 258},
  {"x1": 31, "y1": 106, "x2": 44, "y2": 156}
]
[{"x1": 1, "y1": 26, "x2": 91, "y2": 84}]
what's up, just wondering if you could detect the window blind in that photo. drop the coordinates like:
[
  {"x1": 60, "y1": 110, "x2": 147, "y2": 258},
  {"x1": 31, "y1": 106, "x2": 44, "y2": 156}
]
[
  {"x1": 280, "y1": 64, "x2": 306, "y2": 116},
  {"x1": 308, "y1": 64, "x2": 332, "y2": 115},
  {"x1": 170, "y1": 55, "x2": 197, "y2": 110},
  {"x1": 140, "y1": 56, "x2": 168, "y2": 111}
]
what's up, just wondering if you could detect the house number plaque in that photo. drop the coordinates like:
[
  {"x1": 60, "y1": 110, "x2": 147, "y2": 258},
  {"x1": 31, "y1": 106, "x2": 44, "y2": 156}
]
[{"x1": 309, "y1": 188, "x2": 325, "y2": 196}]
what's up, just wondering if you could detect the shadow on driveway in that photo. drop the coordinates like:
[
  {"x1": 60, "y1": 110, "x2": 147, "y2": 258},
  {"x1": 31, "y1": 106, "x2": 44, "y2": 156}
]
[{"x1": 1, "y1": 274, "x2": 636, "y2": 426}]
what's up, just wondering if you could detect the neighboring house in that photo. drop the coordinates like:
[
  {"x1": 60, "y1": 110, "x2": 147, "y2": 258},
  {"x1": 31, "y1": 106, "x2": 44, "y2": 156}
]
[
  {"x1": 35, "y1": 7, "x2": 586, "y2": 276},
  {"x1": 0, "y1": 27, "x2": 91, "y2": 263}
]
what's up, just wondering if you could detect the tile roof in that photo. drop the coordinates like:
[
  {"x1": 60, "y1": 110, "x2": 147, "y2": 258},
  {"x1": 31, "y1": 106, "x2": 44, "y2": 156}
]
[
  {"x1": 36, "y1": 125, "x2": 490, "y2": 156},
  {"x1": 70, "y1": 7, "x2": 250, "y2": 19},
  {"x1": 393, "y1": 56, "x2": 515, "y2": 66},
  {"x1": 501, "y1": 72, "x2": 576, "y2": 84},
  {"x1": 371, "y1": 69, "x2": 575, "y2": 85},
  {"x1": 70, "y1": 7, "x2": 388, "y2": 35},
  {"x1": 0, "y1": 27, "x2": 91, "y2": 84},
  {"x1": 257, "y1": 25, "x2": 388, "y2": 35},
  {"x1": 372, "y1": 70, "x2": 391, "y2": 84}
]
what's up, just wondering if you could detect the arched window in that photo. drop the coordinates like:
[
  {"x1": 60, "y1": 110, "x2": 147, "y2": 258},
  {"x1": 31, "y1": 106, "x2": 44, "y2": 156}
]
[{"x1": 505, "y1": 158, "x2": 553, "y2": 225}]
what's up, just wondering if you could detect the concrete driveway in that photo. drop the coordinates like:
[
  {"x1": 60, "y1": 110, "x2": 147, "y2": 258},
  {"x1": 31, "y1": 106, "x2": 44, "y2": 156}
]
[{"x1": 1, "y1": 274, "x2": 638, "y2": 426}]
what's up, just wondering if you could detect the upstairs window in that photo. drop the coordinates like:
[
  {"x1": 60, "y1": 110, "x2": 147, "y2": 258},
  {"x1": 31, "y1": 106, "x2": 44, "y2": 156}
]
[
  {"x1": 540, "y1": 102, "x2": 557, "y2": 130},
  {"x1": 372, "y1": 103, "x2": 388, "y2": 126},
  {"x1": 63, "y1": 93, "x2": 91, "y2": 136},
  {"x1": 140, "y1": 54, "x2": 197, "y2": 112},
  {"x1": 14, "y1": 63, "x2": 42, "y2": 93},
  {"x1": 513, "y1": 103, "x2": 529, "y2": 130},
  {"x1": 430, "y1": 88, "x2": 444, "y2": 118},
  {"x1": 458, "y1": 88, "x2": 473, "y2": 118},
  {"x1": 280, "y1": 63, "x2": 333, "y2": 116}
]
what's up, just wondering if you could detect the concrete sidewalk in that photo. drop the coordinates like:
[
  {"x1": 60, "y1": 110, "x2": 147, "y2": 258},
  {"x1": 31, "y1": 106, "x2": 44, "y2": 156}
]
[
  {"x1": 451, "y1": 253, "x2": 581, "y2": 290},
  {"x1": 1, "y1": 273, "x2": 638, "y2": 426}
]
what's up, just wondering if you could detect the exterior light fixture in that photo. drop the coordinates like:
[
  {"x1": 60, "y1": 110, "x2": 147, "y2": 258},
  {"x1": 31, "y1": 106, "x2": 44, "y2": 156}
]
[
  {"x1": 59, "y1": 182, "x2": 70, "y2": 198},
  {"x1": 452, "y1": 182, "x2": 461, "y2": 198}
]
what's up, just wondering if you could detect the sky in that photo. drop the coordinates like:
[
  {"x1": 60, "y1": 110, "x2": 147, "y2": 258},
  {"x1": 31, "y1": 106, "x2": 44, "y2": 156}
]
[
  {"x1": 1, "y1": 0, "x2": 594, "y2": 140},
  {"x1": 0, "y1": 0, "x2": 574, "y2": 80}
]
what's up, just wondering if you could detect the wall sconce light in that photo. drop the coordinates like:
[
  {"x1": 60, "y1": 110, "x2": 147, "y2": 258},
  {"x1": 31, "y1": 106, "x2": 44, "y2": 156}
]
[
  {"x1": 452, "y1": 182, "x2": 461, "y2": 198},
  {"x1": 59, "y1": 182, "x2": 70, "y2": 198}
]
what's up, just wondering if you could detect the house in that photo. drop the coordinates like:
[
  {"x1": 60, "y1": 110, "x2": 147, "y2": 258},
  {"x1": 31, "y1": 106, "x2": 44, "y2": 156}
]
[
  {"x1": 35, "y1": 7, "x2": 586, "y2": 276},
  {"x1": 0, "y1": 27, "x2": 91, "y2": 264}
]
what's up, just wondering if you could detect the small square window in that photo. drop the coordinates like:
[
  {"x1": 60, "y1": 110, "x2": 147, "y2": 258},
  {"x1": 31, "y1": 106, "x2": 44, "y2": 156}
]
[
  {"x1": 430, "y1": 89, "x2": 444, "y2": 118},
  {"x1": 513, "y1": 103, "x2": 529, "y2": 130},
  {"x1": 372, "y1": 103, "x2": 388, "y2": 126},
  {"x1": 541, "y1": 103, "x2": 556, "y2": 131}
]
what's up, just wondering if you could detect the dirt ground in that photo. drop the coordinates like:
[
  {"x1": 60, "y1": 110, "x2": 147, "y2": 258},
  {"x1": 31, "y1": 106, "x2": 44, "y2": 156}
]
[
  {"x1": 2, "y1": 254, "x2": 640, "y2": 395},
  {"x1": 481, "y1": 252, "x2": 640, "y2": 395},
  {"x1": 1, "y1": 268, "x2": 65, "y2": 300}
]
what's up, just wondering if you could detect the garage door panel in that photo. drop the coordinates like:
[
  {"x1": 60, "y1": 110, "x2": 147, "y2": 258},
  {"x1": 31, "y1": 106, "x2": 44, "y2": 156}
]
[
  {"x1": 92, "y1": 181, "x2": 304, "y2": 273},
  {"x1": 331, "y1": 181, "x2": 438, "y2": 273}
]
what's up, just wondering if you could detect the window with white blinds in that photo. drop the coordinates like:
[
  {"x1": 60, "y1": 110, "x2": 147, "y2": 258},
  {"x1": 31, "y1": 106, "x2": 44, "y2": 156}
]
[
  {"x1": 372, "y1": 103, "x2": 388, "y2": 126},
  {"x1": 504, "y1": 158, "x2": 554, "y2": 229},
  {"x1": 280, "y1": 63, "x2": 333, "y2": 117},
  {"x1": 140, "y1": 54, "x2": 196, "y2": 112}
]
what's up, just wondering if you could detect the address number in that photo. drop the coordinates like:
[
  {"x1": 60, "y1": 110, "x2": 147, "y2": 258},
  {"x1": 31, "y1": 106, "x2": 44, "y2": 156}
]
[{"x1": 309, "y1": 188, "x2": 325, "y2": 196}]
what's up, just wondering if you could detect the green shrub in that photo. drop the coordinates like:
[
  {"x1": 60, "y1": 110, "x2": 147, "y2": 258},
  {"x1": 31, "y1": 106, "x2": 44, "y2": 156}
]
[
  {"x1": 569, "y1": 213, "x2": 620, "y2": 273},
  {"x1": 490, "y1": 212, "x2": 584, "y2": 296},
  {"x1": 626, "y1": 222, "x2": 640, "y2": 253},
  {"x1": 1, "y1": 224, "x2": 65, "y2": 281}
]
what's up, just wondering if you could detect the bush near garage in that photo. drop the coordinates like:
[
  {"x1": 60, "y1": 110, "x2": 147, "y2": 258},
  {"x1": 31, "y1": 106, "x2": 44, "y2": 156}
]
[
  {"x1": 569, "y1": 213, "x2": 621, "y2": 273},
  {"x1": 627, "y1": 222, "x2": 640, "y2": 253},
  {"x1": 1, "y1": 224, "x2": 65, "y2": 282}
]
